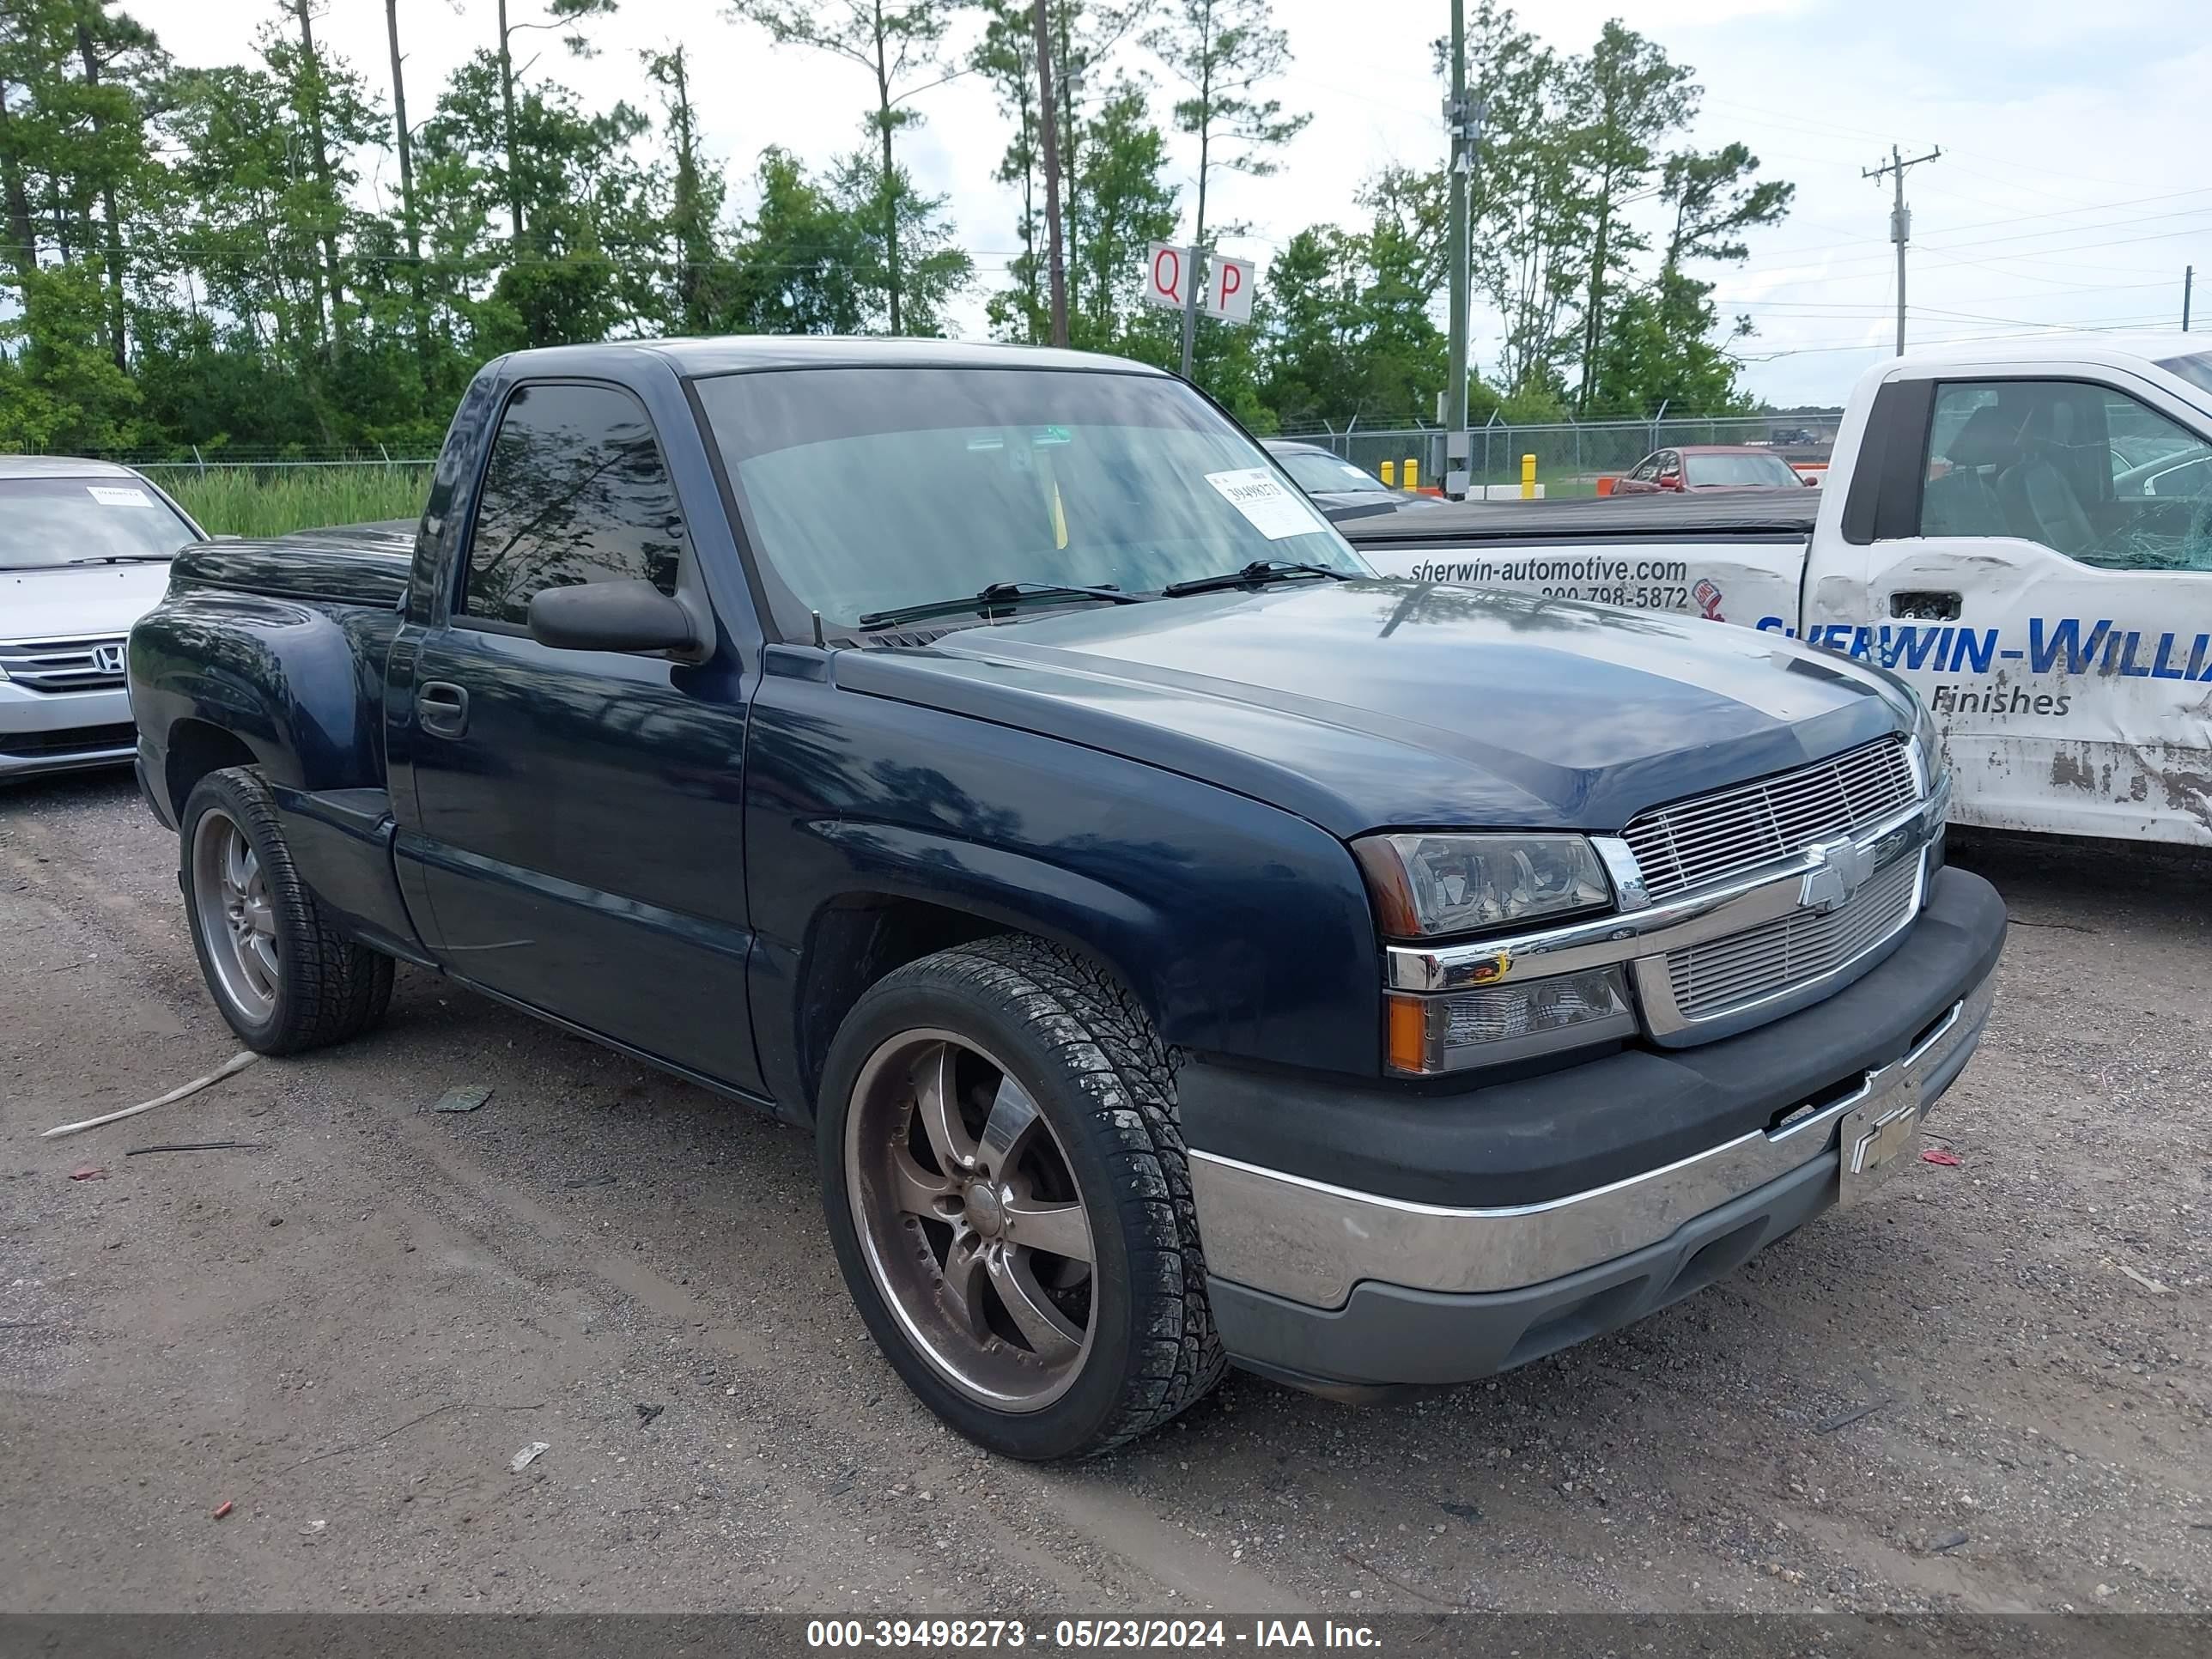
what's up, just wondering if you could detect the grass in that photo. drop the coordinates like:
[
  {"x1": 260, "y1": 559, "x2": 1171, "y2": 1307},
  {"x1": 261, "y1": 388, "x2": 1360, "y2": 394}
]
[{"x1": 165, "y1": 465, "x2": 431, "y2": 539}]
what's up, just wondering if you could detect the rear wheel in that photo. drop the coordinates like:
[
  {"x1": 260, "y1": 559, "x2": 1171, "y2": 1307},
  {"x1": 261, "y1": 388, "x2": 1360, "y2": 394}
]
[
  {"x1": 179, "y1": 767, "x2": 393, "y2": 1054},
  {"x1": 818, "y1": 936, "x2": 1224, "y2": 1459}
]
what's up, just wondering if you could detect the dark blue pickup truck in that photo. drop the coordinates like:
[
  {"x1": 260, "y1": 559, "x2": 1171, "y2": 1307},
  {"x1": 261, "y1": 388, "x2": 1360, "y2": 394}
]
[{"x1": 128, "y1": 338, "x2": 2005, "y2": 1459}]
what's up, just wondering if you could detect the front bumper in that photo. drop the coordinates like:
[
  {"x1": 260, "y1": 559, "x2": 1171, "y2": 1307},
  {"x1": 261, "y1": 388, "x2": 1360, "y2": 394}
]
[
  {"x1": 1186, "y1": 865, "x2": 2006, "y2": 1393},
  {"x1": 0, "y1": 684, "x2": 137, "y2": 781}
]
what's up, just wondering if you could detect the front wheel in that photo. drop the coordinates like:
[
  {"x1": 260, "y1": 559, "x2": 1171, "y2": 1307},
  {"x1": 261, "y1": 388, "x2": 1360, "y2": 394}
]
[
  {"x1": 817, "y1": 936, "x2": 1224, "y2": 1460},
  {"x1": 179, "y1": 767, "x2": 394, "y2": 1054}
]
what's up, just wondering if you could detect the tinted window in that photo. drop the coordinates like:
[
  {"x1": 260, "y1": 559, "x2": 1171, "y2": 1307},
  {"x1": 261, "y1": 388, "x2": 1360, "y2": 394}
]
[
  {"x1": 1917, "y1": 380, "x2": 2212, "y2": 571},
  {"x1": 1682, "y1": 452, "x2": 1800, "y2": 487},
  {"x1": 462, "y1": 383, "x2": 683, "y2": 627},
  {"x1": 695, "y1": 368, "x2": 1364, "y2": 638},
  {"x1": 1276, "y1": 451, "x2": 1391, "y2": 495},
  {"x1": 0, "y1": 476, "x2": 200, "y2": 570}
]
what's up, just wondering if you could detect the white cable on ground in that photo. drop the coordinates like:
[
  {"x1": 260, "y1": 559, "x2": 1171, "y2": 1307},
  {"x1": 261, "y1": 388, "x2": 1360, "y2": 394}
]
[{"x1": 41, "y1": 1052, "x2": 260, "y2": 1139}]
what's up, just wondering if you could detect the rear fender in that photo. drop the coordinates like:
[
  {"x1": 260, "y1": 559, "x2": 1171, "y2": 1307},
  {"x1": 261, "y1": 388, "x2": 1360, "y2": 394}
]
[
  {"x1": 133, "y1": 589, "x2": 392, "y2": 798},
  {"x1": 131, "y1": 591, "x2": 421, "y2": 953}
]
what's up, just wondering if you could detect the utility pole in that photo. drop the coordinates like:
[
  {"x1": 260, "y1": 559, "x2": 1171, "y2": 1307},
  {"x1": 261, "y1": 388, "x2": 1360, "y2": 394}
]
[
  {"x1": 385, "y1": 0, "x2": 429, "y2": 369},
  {"x1": 2185, "y1": 264, "x2": 2195, "y2": 332},
  {"x1": 1444, "y1": 0, "x2": 1470, "y2": 497},
  {"x1": 1863, "y1": 143, "x2": 1941, "y2": 356},
  {"x1": 1179, "y1": 244, "x2": 1201, "y2": 379},
  {"x1": 1032, "y1": 0, "x2": 1068, "y2": 347}
]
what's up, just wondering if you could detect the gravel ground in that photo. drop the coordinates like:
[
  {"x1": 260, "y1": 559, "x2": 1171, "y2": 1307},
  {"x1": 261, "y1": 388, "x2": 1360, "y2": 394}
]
[{"x1": 1, "y1": 773, "x2": 2204, "y2": 1616}]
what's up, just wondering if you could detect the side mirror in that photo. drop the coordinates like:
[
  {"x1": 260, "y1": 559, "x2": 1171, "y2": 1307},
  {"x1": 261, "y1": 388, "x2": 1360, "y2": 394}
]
[{"x1": 527, "y1": 580, "x2": 702, "y2": 656}]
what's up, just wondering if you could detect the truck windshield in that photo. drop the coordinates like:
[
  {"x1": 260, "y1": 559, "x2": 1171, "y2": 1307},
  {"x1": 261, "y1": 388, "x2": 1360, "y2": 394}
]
[
  {"x1": 0, "y1": 476, "x2": 202, "y2": 571},
  {"x1": 692, "y1": 366, "x2": 1370, "y2": 637}
]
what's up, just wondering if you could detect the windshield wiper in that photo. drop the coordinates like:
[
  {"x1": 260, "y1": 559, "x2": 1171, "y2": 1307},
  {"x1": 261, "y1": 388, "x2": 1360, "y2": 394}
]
[
  {"x1": 856, "y1": 580, "x2": 1145, "y2": 630},
  {"x1": 64, "y1": 554, "x2": 174, "y2": 565},
  {"x1": 1160, "y1": 559, "x2": 1354, "y2": 598}
]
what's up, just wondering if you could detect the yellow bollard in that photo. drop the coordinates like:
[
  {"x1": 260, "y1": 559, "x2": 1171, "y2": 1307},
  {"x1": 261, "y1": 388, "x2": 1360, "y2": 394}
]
[
  {"x1": 1380, "y1": 460, "x2": 1396, "y2": 487},
  {"x1": 1521, "y1": 453, "x2": 1537, "y2": 500},
  {"x1": 1404, "y1": 458, "x2": 1420, "y2": 491}
]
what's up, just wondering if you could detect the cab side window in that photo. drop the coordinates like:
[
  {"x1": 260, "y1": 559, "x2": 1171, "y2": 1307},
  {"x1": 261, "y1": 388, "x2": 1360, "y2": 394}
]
[
  {"x1": 462, "y1": 382, "x2": 684, "y2": 628},
  {"x1": 1917, "y1": 379, "x2": 2212, "y2": 571}
]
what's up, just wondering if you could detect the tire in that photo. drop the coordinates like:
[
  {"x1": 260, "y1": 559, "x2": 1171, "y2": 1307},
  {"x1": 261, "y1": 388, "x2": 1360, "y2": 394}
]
[
  {"x1": 179, "y1": 766, "x2": 394, "y2": 1055},
  {"x1": 817, "y1": 935, "x2": 1225, "y2": 1460}
]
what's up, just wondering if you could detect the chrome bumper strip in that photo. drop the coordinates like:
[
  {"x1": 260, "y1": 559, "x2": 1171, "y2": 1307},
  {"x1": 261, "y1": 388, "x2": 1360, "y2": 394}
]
[{"x1": 1188, "y1": 967, "x2": 1995, "y2": 1310}]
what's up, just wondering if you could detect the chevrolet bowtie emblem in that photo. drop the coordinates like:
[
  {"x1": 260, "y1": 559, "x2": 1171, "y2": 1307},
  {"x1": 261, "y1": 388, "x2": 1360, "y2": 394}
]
[{"x1": 1800, "y1": 837, "x2": 1872, "y2": 915}]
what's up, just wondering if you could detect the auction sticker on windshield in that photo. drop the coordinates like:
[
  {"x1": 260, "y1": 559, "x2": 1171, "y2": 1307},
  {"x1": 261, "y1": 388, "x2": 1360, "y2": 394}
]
[
  {"x1": 1206, "y1": 468, "x2": 1325, "y2": 540},
  {"x1": 88, "y1": 485, "x2": 155, "y2": 507}
]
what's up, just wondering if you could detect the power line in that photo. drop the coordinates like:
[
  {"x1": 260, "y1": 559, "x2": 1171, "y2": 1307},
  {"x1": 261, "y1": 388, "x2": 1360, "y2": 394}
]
[
  {"x1": 1718, "y1": 187, "x2": 2212, "y2": 276},
  {"x1": 1701, "y1": 95, "x2": 2157, "y2": 193},
  {"x1": 1733, "y1": 311, "x2": 2182, "y2": 362}
]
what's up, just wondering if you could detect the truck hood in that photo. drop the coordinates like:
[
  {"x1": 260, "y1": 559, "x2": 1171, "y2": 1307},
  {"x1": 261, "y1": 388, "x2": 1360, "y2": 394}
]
[
  {"x1": 2, "y1": 562, "x2": 173, "y2": 641},
  {"x1": 830, "y1": 580, "x2": 1915, "y2": 836}
]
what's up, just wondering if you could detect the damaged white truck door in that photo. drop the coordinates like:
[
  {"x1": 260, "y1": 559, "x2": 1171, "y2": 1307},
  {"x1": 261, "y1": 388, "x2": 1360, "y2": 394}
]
[{"x1": 1847, "y1": 367, "x2": 2212, "y2": 843}]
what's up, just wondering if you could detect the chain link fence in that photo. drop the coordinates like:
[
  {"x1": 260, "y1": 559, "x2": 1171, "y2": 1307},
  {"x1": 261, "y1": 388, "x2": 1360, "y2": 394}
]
[
  {"x1": 7, "y1": 446, "x2": 441, "y2": 480},
  {"x1": 1279, "y1": 413, "x2": 1839, "y2": 496}
]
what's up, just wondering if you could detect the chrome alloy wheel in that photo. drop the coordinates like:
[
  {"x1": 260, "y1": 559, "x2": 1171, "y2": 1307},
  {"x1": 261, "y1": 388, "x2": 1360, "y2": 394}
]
[
  {"x1": 844, "y1": 1030, "x2": 1097, "y2": 1412},
  {"x1": 191, "y1": 808, "x2": 278, "y2": 1023}
]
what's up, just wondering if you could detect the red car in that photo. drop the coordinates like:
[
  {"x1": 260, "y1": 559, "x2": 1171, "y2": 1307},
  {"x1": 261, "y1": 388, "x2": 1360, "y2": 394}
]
[{"x1": 1613, "y1": 445, "x2": 1813, "y2": 493}]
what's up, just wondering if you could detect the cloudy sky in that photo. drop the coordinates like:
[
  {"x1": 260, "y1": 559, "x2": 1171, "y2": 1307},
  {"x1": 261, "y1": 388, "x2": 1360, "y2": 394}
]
[{"x1": 130, "y1": 0, "x2": 2212, "y2": 408}]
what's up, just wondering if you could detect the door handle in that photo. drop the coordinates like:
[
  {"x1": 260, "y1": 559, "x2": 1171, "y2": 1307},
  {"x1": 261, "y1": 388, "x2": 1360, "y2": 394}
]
[
  {"x1": 1889, "y1": 590, "x2": 1962, "y2": 622},
  {"x1": 417, "y1": 680, "x2": 470, "y2": 738}
]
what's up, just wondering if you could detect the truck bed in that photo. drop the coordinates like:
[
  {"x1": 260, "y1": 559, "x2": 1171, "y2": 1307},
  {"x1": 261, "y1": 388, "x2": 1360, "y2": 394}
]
[
  {"x1": 168, "y1": 521, "x2": 416, "y2": 611},
  {"x1": 1341, "y1": 491, "x2": 1819, "y2": 549}
]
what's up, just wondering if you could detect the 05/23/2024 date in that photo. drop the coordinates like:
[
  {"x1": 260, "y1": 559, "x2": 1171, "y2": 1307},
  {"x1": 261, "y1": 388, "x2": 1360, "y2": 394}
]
[{"x1": 805, "y1": 1618, "x2": 1383, "y2": 1650}]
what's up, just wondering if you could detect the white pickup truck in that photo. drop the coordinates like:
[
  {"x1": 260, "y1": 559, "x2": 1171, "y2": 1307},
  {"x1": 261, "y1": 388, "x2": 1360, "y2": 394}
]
[
  {"x1": 1, "y1": 457, "x2": 206, "y2": 783},
  {"x1": 1343, "y1": 334, "x2": 2212, "y2": 848}
]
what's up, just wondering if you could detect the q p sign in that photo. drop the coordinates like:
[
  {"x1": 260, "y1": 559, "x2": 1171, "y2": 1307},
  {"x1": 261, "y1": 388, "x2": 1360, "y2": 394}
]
[
  {"x1": 1203, "y1": 255, "x2": 1255, "y2": 323},
  {"x1": 1140, "y1": 244, "x2": 1258, "y2": 323},
  {"x1": 1143, "y1": 242, "x2": 1188, "y2": 310}
]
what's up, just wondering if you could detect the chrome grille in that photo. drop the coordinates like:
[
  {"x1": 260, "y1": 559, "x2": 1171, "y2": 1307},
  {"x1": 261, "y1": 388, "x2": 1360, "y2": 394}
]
[
  {"x1": 1665, "y1": 853, "x2": 1921, "y2": 1022},
  {"x1": 0, "y1": 635, "x2": 129, "y2": 693},
  {"x1": 1623, "y1": 738, "x2": 1917, "y2": 900}
]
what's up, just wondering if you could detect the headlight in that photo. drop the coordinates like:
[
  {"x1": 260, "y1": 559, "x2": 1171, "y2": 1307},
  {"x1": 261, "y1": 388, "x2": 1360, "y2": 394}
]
[
  {"x1": 1352, "y1": 832, "x2": 1613, "y2": 939},
  {"x1": 1386, "y1": 965, "x2": 1637, "y2": 1075}
]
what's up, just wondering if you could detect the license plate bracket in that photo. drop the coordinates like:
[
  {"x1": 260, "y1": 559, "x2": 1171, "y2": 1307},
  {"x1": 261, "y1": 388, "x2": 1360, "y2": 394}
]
[{"x1": 1838, "y1": 1068, "x2": 1923, "y2": 1207}]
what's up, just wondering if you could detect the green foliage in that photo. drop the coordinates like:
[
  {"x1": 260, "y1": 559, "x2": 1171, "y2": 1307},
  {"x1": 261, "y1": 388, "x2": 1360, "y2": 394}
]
[
  {"x1": 726, "y1": 0, "x2": 971, "y2": 336},
  {"x1": 0, "y1": 258, "x2": 141, "y2": 448},
  {"x1": 1583, "y1": 271, "x2": 1753, "y2": 419},
  {"x1": 723, "y1": 148, "x2": 870, "y2": 336},
  {"x1": 1251, "y1": 2, "x2": 1796, "y2": 433},
  {"x1": 1565, "y1": 21, "x2": 1693, "y2": 410},
  {"x1": 828, "y1": 147, "x2": 974, "y2": 336},
  {"x1": 1145, "y1": 0, "x2": 1308, "y2": 251},
  {"x1": 0, "y1": 0, "x2": 1785, "y2": 465},
  {"x1": 1249, "y1": 179, "x2": 1449, "y2": 432}
]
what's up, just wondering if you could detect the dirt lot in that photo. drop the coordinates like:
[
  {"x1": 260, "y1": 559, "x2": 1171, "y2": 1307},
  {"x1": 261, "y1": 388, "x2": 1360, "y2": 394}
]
[{"x1": 1, "y1": 772, "x2": 2205, "y2": 1617}]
